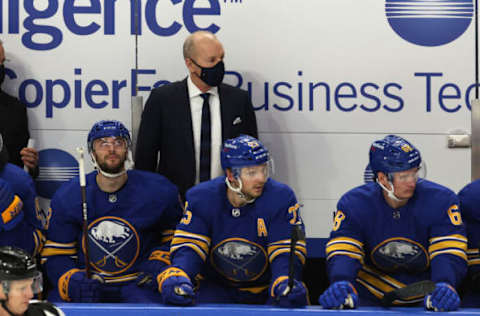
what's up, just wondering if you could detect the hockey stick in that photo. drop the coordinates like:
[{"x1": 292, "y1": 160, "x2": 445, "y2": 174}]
[
  {"x1": 77, "y1": 147, "x2": 91, "y2": 278},
  {"x1": 281, "y1": 224, "x2": 305, "y2": 296},
  {"x1": 381, "y1": 280, "x2": 436, "y2": 306}
]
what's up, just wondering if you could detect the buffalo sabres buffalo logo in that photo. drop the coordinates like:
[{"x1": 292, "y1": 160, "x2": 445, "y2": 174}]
[
  {"x1": 372, "y1": 238, "x2": 428, "y2": 273},
  {"x1": 84, "y1": 216, "x2": 139, "y2": 275},
  {"x1": 211, "y1": 238, "x2": 267, "y2": 282}
]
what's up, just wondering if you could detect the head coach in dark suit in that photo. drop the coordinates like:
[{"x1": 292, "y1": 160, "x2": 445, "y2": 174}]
[{"x1": 135, "y1": 31, "x2": 258, "y2": 199}]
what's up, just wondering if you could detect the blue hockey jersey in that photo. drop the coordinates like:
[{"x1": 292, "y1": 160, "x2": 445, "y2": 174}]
[
  {"x1": 170, "y1": 177, "x2": 306, "y2": 301},
  {"x1": 458, "y1": 179, "x2": 480, "y2": 306},
  {"x1": 458, "y1": 179, "x2": 480, "y2": 275},
  {"x1": 42, "y1": 170, "x2": 183, "y2": 300},
  {"x1": 326, "y1": 180, "x2": 467, "y2": 305},
  {"x1": 0, "y1": 163, "x2": 44, "y2": 255}
]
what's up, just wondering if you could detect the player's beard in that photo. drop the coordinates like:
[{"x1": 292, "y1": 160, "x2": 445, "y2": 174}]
[
  {"x1": 244, "y1": 184, "x2": 264, "y2": 199},
  {"x1": 97, "y1": 153, "x2": 126, "y2": 174}
]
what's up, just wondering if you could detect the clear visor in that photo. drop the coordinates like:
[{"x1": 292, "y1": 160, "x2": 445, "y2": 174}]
[
  {"x1": 7, "y1": 272, "x2": 43, "y2": 296},
  {"x1": 233, "y1": 160, "x2": 274, "y2": 181},
  {"x1": 31, "y1": 271, "x2": 43, "y2": 294},
  {"x1": 94, "y1": 137, "x2": 127, "y2": 150},
  {"x1": 390, "y1": 162, "x2": 427, "y2": 184}
]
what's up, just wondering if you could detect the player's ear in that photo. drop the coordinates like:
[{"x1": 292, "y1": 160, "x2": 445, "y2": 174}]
[
  {"x1": 225, "y1": 168, "x2": 232, "y2": 180},
  {"x1": 226, "y1": 169, "x2": 236, "y2": 182},
  {"x1": 377, "y1": 172, "x2": 392, "y2": 189},
  {"x1": 185, "y1": 58, "x2": 195, "y2": 73}
]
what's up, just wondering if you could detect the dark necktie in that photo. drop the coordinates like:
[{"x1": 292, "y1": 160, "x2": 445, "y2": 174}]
[{"x1": 199, "y1": 93, "x2": 211, "y2": 182}]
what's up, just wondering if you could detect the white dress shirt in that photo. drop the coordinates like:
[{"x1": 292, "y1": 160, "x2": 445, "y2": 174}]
[{"x1": 187, "y1": 76, "x2": 223, "y2": 184}]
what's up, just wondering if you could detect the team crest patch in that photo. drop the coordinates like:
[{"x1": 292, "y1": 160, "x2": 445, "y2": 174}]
[
  {"x1": 401, "y1": 144, "x2": 413, "y2": 153},
  {"x1": 247, "y1": 141, "x2": 259, "y2": 149},
  {"x1": 36, "y1": 200, "x2": 51, "y2": 230},
  {"x1": 211, "y1": 238, "x2": 267, "y2": 282},
  {"x1": 84, "y1": 216, "x2": 139, "y2": 275},
  {"x1": 372, "y1": 238, "x2": 428, "y2": 273}
]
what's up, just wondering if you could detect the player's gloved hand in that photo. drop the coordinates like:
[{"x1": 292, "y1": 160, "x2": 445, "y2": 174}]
[
  {"x1": 319, "y1": 281, "x2": 358, "y2": 309},
  {"x1": 58, "y1": 269, "x2": 103, "y2": 303},
  {"x1": 271, "y1": 277, "x2": 308, "y2": 308},
  {"x1": 158, "y1": 267, "x2": 195, "y2": 306},
  {"x1": 424, "y1": 282, "x2": 460, "y2": 312}
]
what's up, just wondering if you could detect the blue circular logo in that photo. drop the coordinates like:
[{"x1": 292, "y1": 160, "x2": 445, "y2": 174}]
[
  {"x1": 386, "y1": 0, "x2": 473, "y2": 46},
  {"x1": 211, "y1": 238, "x2": 267, "y2": 282},
  {"x1": 36, "y1": 149, "x2": 78, "y2": 199}
]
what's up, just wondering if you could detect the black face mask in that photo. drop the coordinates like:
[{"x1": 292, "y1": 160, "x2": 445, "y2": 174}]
[
  {"x1": 0, "y1": 64, "x2": 5, "y2": 86},
  {"x1": 191, "y1": 59, "x2": 225, "y2": 87}
]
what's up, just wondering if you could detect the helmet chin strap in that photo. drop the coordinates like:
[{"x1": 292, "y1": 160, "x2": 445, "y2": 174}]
[
  {"x1": 90, "y1": 150, "x2": 133, "y2": 179},
  {"x1": 225, "y1": 177, "x2": 256, "y2": 205},
  {"x1": 377, "y1": 180, "x2": 405, "y2": 203},
  {"x1": 1, "y1": 299, "x2": 17, "y2": 316}
]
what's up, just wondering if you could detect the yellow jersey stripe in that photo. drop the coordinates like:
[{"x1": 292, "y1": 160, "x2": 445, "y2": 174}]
[
  {"x1": 171, "y1": 243, "x2": 207, "y2": 261},
  {"x1": 267, "y1": 244, "x2": 307, "y2": 257},
  {"x1": 41, "y1": 247, "x2": 77, "y2": 257},
  {"x1": 327, "y1": 237, "x2": 364, "y2": 248},
  {"x1": 43, "y1": 240, "x2": 76, "y2": 248},
  {"x1": 174, "y1": 230, "x2": 211, "y2": 245},
  {"x1": 268, "y1": 248, "x2": 306, "y2": 265},
  {"x1": 468, "y1": 258, "x2": 480, "y2": 266},
  {"x1": 171, "y1": 237, "x2": 209, "y2": 254},
  {"x1": 326, "y1": 251, "x2": 364, "y2": 263},
  {"x1": 428, "y1": 240, "x2": 467, "y2": 253},
  {"x1": 356, "y1": 278, "x2": 384, "y2": 299},
  {"x1": 430, "y1": 249, "x2": 468, "y2": 261},
  {"x1": 467, "y1": 248, "x2": 479, "y2": 254},
  {"x1": 357, "y1": 269, "x2": 395, "y2": 293},
  {"x1": 326, "y1": 243, "x2": 364, "y2": 256},
  {"x1": 362, "y1": 266, "x2": 406, "y2": 289},
  {"x1": 429, "y1": 234, "x2": 467, "y2": 243}
]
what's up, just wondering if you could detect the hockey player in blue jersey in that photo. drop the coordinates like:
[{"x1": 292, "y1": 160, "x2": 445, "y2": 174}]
[
  {"x1": 458, "y1": 179, "x2": 480, "y2": 306},
  {"x1": 41, "y1": 120, "x2": 183, "y2": 303},
  {"x1": 319, "y1": 135, "x2": 467, "y2": 311},
  {"x1": 0, "y1": 134, "x2": 45, "y2": 256},
  {"x1": 159, "y1": 135, "x2": 308, "y2": 307}
]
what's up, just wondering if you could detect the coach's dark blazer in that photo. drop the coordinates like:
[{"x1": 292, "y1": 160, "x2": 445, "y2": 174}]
[{"x1": 135, "y1": 78, "x2": 258, "y2": 198}]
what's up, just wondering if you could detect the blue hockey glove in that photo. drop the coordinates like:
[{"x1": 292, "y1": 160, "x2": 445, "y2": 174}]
[
  {"x1": 158, "y1": 267, "x2": 195, "y2": 306},
  {"x1": 58, "y1": 269, "x2": 103, "y2": 302},
  {"x1": 271, "y1": 277, "x2": 308, "y2": 308},
  {"x1": 319, "y1": 281, "x2": 358, "y2": 309},
  {"x1": 424, "y1": 282, "x2": 460, "y2": 312}
]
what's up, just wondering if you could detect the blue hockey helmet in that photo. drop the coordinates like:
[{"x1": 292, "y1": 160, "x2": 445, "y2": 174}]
[
  {"x1": 369, "y1": 135, "x2": 422, "y2": 175},
  {"x1": 87, "y1": 120, "x2": 131, "y2": 152},
  {"x1": 221, "y1": 135, "x2": 269, "y2": 171}
]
